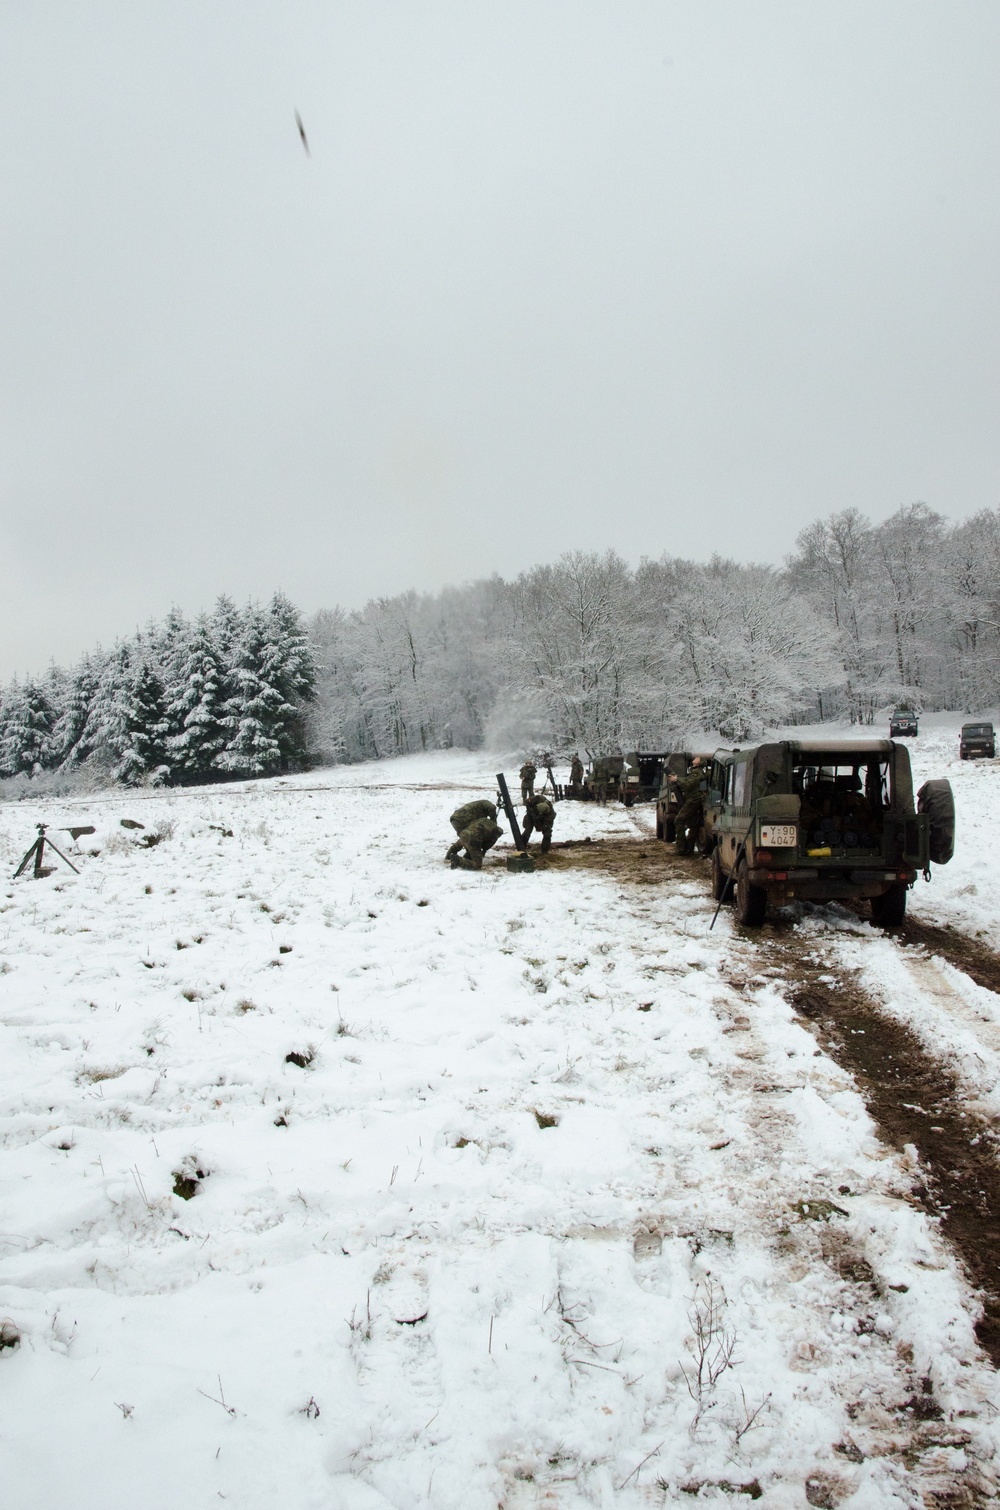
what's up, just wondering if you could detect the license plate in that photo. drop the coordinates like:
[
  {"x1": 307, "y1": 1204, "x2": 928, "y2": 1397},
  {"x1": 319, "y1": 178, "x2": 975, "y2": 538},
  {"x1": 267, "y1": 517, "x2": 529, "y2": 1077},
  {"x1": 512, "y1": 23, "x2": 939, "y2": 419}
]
[{"x1": 760, "y1": 824, "x2": 797, "y2": 848}]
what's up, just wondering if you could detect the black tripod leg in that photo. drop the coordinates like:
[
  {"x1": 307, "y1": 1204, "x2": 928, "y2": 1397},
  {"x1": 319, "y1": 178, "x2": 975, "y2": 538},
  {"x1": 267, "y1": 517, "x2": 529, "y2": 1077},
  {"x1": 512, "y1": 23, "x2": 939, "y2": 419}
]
[
  {"x1": 14, "y1": 838, "x2": 43, "y2": 879},
  {"x1": 43, "y1": 839, "x2": 81, "y2": 875}
]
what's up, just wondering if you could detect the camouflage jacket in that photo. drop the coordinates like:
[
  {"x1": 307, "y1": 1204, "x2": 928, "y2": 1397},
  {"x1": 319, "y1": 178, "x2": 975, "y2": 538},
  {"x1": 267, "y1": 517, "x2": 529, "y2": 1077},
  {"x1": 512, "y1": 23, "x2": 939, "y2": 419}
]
[
  {"x1": 462, "y1": 817, "x2": 502, "y2": 850},
  {"x1": 524, "y1": 796, "x2": 555, "y2": 826},
  {"x1": 451, "y1": 800, "x2": 498, "y2": 831},
  {"x1": 674, "y1": 768, "x2": 706, "y2": 800}
]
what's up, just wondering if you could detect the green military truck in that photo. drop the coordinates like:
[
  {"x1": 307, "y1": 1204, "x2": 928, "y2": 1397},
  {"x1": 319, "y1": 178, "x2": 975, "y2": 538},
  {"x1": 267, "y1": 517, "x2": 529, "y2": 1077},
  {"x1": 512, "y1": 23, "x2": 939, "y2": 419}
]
[
  {"x1": 655, "y1": 752, "x2": 714, "y2": 841},
  {"x1": 959, "y1": 721, "x2": 996, "y2": 759},
  {"x1": 587, "y1": 755, "x2": 625, "y2": 800},
  {"x1": 619, "y1": 752, "x2": 666, "y2": 807},
  {"x1": 702, "y1": 737, "x2": 953, "y2": 928}
]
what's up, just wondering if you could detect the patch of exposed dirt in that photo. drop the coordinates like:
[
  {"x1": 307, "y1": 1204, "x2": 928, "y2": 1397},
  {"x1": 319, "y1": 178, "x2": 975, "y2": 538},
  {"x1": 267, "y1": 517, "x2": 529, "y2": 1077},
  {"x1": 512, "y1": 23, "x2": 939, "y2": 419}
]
[
  {"x1": 758, "y1": 944, "x2": 1000, "y2": 1365},
  {"x1": 524, "y1": 835, "x2": 701, "y2": 886}
]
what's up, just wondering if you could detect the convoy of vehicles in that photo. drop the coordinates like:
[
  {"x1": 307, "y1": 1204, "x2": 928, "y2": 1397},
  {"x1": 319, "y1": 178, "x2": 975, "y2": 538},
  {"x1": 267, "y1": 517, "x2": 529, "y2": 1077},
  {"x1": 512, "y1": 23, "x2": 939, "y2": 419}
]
[
  {"x1": 567, "y1": 730, "x2": 963, "y2": 926},
  {"x1": 959, "y1": 721, "x2": 996, "y2": 759}
]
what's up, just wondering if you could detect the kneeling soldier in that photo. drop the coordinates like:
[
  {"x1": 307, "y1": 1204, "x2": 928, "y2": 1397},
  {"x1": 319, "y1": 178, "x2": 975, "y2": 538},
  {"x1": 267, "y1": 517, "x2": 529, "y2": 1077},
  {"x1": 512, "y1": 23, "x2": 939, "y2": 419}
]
[
  {"x1": 522, "y1": 792, "x2": 556, "y2": 854},
  {"x1": 445, "y1": 800, "x2": 503, "y2": 871}
]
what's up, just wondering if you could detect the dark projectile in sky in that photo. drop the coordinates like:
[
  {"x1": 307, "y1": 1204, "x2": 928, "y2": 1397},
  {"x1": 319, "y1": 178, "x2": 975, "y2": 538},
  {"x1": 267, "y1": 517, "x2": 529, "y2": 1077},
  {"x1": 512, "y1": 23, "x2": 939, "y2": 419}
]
[{"x1": 295, "y1": 110, "x2": 310, "y2": 157}]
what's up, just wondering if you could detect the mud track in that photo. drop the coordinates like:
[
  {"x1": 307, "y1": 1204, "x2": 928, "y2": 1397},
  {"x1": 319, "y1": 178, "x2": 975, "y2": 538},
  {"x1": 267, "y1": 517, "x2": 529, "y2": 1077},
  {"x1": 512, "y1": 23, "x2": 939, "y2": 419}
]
[
  {"x1": 752, "y1": 938, "x2": 1000, "y2": 1364},
  {"x1": 552, "y1": 830, "x2": 1000, "y2": 1366},
  {"x1": 900, "y1": 915, "x2": 1000, "y2": 998},
  {"x1": 527, "y1": 834, "x2": 692, "y2": 885}
]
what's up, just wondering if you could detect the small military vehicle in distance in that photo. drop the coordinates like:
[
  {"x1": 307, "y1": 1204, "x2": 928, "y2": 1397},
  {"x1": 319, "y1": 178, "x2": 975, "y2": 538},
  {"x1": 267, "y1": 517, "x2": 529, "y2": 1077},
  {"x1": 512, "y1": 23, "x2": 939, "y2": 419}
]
[
  {"x1": 959, "y1": 721, "x2": 996, "y2": 759},
  {"x1": 656, "y1": 752, "x2": 714, "y2": 841},
  {"x1": 619, "y1": 752, "x2": 666, "y2": 807},
  {"x1": 889, "y1": 705, "x2": 919, "y2": 738},
  {"x1": 703, "y1": 737, "x2": 953, "y2": 928},
  {"x1": 587, "y1": 755, "x2": 625, "y2": 799}
]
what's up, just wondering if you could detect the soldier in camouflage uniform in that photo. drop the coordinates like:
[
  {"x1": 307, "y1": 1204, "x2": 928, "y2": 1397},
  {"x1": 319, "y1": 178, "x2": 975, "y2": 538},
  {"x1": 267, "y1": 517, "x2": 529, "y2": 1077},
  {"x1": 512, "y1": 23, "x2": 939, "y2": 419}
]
[
  {"x1": 445, "y1": 800, "x2": 503, "y2": 871},
  {"x1": 522, "y1": 792, "x2": 556, "y2": 854},
  {"x1": 591, "y1": 760, "x2": 608, "y2": 805},
  {"x1": 519, "y1": 760, "x2": 537, "y2": 803},
  {"x1": 668, "y1": 757, "x2": 706, "y2": 855}
]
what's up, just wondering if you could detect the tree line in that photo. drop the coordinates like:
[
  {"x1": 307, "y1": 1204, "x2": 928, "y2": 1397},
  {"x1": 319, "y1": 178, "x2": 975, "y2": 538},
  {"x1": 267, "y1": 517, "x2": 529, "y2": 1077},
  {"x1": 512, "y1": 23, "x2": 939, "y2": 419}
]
[
  {"x1": 0, "y1": 594, "x2": 316, "y2": 786},
  {"x1": 306, "y1": 503, "x2": 1000, "y2": 760},
  {"x1": 3, "y1": 502, "x2": 998, "y2": 787}
]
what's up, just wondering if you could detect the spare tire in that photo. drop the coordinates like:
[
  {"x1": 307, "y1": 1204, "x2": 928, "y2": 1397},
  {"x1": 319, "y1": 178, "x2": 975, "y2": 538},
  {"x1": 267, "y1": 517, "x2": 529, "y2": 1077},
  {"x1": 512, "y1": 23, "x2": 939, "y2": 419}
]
[{"x1": 917, "y1": 779, "x2": 955, "y2": 865}]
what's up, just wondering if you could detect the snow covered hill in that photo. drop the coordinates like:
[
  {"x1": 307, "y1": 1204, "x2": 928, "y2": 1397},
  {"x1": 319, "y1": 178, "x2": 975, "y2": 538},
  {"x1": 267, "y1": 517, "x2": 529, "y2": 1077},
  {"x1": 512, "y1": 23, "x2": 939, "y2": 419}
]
[{"x1": 1, "y1": 736, "x2": 999, "y2": 1509}]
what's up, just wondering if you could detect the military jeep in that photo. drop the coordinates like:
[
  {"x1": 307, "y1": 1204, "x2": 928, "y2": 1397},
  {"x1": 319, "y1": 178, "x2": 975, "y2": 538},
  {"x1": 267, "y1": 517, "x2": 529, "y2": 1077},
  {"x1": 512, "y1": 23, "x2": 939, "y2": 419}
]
[
  {"x1": 703, "y1": 738, "x2": 951, "y2": 927},
  {"x1": 586, "y1": 755, "x2": 625, "y2": 799},
  {"x1": 959, "y1": 721, "x2": 996, "y2": 759},
  {"x1": 619, "y1": 752, "x2": 666, "y2": 807}
]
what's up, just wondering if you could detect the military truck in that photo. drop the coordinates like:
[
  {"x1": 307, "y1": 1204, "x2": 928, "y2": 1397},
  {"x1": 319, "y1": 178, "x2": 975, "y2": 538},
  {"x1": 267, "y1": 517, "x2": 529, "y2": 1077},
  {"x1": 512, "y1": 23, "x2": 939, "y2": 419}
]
[
  {"x1": 889, "y1": 705, "x2": 919, "y2": 738},
  {"x1": 702, "y1": 737, "x2": 953, "y2": 928},
  {"x1": 587, "y1": 755, "x2": 625, "y2": 800},
  {"x1": 959, "y1": 721, "x2": 996, "y2": 759},
  {"x1": 618, "y1": 752, "x2": 666, "y2": 807},
  {"x1": 655, "y1": 752, "x2": 714, "y2": 841}
]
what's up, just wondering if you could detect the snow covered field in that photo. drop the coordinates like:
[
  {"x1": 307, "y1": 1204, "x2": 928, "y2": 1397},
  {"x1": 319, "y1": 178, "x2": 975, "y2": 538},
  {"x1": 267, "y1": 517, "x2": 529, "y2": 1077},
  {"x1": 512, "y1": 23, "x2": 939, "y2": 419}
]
[{"x1": 2, "y1": 723, "x2": 1000, "y2": 1509}]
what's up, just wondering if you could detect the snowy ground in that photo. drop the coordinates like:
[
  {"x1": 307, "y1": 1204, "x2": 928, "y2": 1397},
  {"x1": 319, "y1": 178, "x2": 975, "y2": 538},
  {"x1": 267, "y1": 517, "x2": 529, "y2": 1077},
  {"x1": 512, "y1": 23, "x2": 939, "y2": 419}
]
[{"x1": 2, "y1": 722, "x2": 999, "y2": 1509}]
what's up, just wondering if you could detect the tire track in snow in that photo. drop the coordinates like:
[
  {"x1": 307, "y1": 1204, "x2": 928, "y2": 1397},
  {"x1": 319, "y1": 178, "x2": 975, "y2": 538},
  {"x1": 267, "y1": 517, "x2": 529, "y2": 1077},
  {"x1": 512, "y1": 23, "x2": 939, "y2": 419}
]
[
  {"x1": 732, "y1": 921, "x2": 1000, "y2": 1369},
  {"x1": 902, "y1": 917, "x2": 1000, "y2": 1000},
  {"x1": 703, "y1": 959, "x2": 1000, "y2": 1505},
  {"x1": 555, "y1": 824, "x2": 1000, "y2": 1505}
]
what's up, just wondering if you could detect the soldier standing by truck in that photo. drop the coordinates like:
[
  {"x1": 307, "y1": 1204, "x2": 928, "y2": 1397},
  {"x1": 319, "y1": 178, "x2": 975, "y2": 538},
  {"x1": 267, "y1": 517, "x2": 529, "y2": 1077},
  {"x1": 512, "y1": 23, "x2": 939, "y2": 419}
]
[
  {"x1": 569, "y1": 754, "x2": 584, "y2": 795},
  {"x1": 522, "y1": 792, "x2": 556, "y2": 853},
  {"x1": 520, "y1": 759, "x2": 537, "y2": 803},
  {"x1": 445, "y1": 800, "x2": 503, "y2": 871},
  {"x1": 669, "y1": 757, "x2": 706, "y2": 854},
  {"x1": 592, "y1": 760, "x2": 608, "y2": 805}
]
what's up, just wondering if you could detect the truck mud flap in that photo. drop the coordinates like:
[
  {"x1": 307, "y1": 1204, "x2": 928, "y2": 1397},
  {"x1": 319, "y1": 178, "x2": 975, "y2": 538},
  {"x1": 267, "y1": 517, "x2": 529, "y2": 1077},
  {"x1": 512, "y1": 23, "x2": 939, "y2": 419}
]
[{"x1": 886, "y1": 814, "x2": 929, "y2": 870}]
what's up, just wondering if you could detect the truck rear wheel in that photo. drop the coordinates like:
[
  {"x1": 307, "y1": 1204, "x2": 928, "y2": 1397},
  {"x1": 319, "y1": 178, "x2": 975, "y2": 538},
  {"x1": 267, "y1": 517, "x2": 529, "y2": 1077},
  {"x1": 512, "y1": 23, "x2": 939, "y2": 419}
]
[
  {"x1": 872, "y1": 884, "x2": 907, "y2": 928},
  {"x1": 655, "y1": 810, "x2": 664, "y2": 841},
  {"x1": 665, "y1": 817, "x2": 676, "y2": 842},
  {"x1": 711, "y1": 847, "x2": 729, "y2": 902},
  {"x1": 735, "y1": 859, "x2": 767, "y2": 927}
]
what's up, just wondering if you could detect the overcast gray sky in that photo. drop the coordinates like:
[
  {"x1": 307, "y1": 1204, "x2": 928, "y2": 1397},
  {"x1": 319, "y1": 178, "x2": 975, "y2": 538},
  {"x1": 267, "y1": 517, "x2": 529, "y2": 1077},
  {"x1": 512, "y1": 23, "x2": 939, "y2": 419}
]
[{"x1": 2, "y1": 1, "x2": 999, "y2": 678}]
